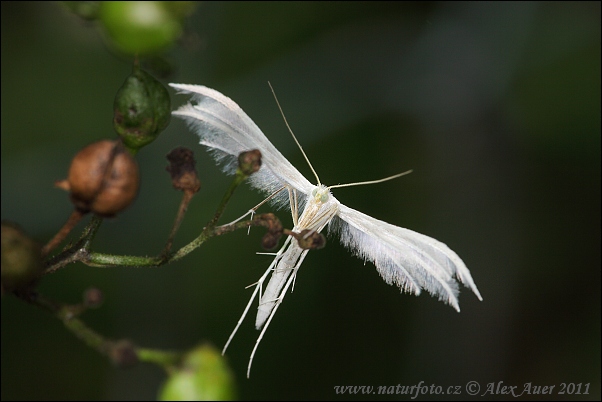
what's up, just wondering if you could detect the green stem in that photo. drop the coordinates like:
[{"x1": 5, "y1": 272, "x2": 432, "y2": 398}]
[
  {"x1": 33, "y1": 294, "x2": 110, "y2": 356},
  {"x1": 209, "y1": 169, "x2": 248, "y2": 228},
  {"x1": 26, "y1": 292, "x2": 182, "y2": 370},
  {"x1": 137, "y1": 348, "x2": 183, "y2": 371},
  {"x1": 81, "y1": 215, "x2": 104, "y2": 248},
  {"x1": 43, "y1": 215, "x2": 104, "y2": 275},
  {"x1": 154, "y1": 169, "x2": 249, "y2": 263},
  {"x1": 86, "y1": 253, "x2": 161, "y2": 267}
]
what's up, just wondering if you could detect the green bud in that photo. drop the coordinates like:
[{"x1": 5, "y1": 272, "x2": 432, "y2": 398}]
[
  {"x1": 83, "y1": 287, "x2": 104, "y2": 308},
  {"x1": 99, "y1": 1, "x2": 192, "y2": 55},
  {"x1": 1, "y1": 222, "x2": 43, "y2": 292},
  {"x1": 113, "y1": 67, "x2": 171, "y2": 151},
  {"x1": 158, "y1": 344, "x2": 237, "y2": 401}
]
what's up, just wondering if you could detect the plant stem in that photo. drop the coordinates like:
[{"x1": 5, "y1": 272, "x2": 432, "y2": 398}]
[
  {"x1": 209, "y1": 169, "x2": 248, "y2": 227},
  {"x1": 87, "y1": 253, "x2": 161, "y2": 267},
  {"x1": 136, "y1": 348, "x2": 183, "y2": 371},
  {"x1": 32, "y1": 293, "x2": 111, "y2": 356},
  {"x1": 43, "y1": 215, "x2": 104, "y2": 275},
  {"x1": 161, "y1": 190, "x2": 195, "y2": 257},
  {"x1": 169, "y1": 170, "x2": 248, "y2": 262},
  {"x1": 41, "y1": 209, "x2": 85, "y2": 257}
]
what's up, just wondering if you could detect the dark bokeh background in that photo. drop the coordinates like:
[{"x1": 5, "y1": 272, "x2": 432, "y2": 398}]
[{"x1": 2, "y1": 2, "x2": 600, "y2": 400}]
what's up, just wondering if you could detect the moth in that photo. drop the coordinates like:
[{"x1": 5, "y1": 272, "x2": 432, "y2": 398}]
[{"x1": 170, "y1": 83, "x2": 482, "y2": 377}]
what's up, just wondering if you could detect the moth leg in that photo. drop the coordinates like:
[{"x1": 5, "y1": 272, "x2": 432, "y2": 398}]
[
  {"x1": 247, "y1": 249, "x2": 309, "y2": 377},
  {"x1": 290, "y1": 249, "x2": 309, "y2": 293},
  {"x1": 247, "y1": 253, "x2": 304, "y2": 378},
  {"x1": 219, "y1": 185, "x2": 287, "y2": 228},
  {"x1": 246, "y1": 210, "x2": 255, "y2": 235},
  {"x1": 288, "y1": 187, "x2": 299, "y2": 227},
  {"x1": 222, "y1": 236, "x2": 290, "y2": 355},
  {"x1": 222, "y1": 264, "x2": 271, "y2": 356}
]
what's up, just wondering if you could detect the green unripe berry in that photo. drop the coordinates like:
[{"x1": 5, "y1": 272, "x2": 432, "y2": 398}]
[
  {"x1": 1, "y1": 223, "x2": 42, "y2": 292},
  {"x1": 158, "y1": 344, "x2": 237, "y2": 401},
  {"x1": 113, "y1": 68, "x2": 171, "y2": 151},
  {"x1": 99, "y1": 1, "x2": 190, "y2": 55}
]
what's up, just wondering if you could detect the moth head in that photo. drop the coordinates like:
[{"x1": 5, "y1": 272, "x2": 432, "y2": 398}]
[{"x1": 311, "y1": 185, "x2": 330, "y2": 204}]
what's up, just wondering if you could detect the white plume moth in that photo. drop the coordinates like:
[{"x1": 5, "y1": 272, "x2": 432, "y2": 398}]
[{"x1": 170, "y1": 83, "x2": 483, "y2": 377}]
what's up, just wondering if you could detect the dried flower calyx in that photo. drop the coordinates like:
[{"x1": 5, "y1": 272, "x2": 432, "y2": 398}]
[
  {"x1": 256, "y1": 213, "x2": 283, "y2": 251},
  {"x1": 287, "y1": 229, "x2": 326, "y2": 250},
  {"x1": 166, "y1": 147, "x2": 200, "y2": 194}
]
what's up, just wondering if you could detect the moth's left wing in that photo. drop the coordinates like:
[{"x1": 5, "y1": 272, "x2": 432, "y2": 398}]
[
  {"x1": 333, "y1": 204, "x2": 482, "y2": 311},
  {"x1": 170, "y1": 84, "x2": 314, "y2": 208}
]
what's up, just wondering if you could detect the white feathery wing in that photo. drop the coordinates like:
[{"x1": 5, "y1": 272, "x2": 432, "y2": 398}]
[
  {"x1": 170, "y1": 83, "x2": 482, "y2": 376},
  {"x1": 169, "y1": 83, "x2": 314, "y2": 210}
]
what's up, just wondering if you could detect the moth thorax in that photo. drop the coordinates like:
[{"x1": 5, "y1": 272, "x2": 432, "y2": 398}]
[{"x1": 311, "y1": 185, "x2": 330, "y2": 204}]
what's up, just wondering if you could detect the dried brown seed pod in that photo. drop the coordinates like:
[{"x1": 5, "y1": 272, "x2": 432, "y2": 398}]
[{"x1": 56, "y1": 140, "x2": 140, "y2": 217}]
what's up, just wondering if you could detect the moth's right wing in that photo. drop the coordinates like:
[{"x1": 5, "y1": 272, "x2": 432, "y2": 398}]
[
  {"x1": 170, "y1": 84, "x2": 314, "y2": 208},
  {"x1": 334, "y1": 204, "x2": 482, "y2": 311}
]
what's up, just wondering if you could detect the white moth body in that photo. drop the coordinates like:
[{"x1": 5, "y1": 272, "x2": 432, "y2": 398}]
[
  {"x1": 256, "y1": 185, "x2": 338, "y2": 329},
  {"x1": 169, "y1": 83, "x2": 483, "y2": 377}
]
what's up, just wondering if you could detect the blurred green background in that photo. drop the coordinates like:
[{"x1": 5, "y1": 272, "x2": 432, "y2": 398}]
[{"x1": 1, "y1": 2, "x2": 600, "y2": 400}]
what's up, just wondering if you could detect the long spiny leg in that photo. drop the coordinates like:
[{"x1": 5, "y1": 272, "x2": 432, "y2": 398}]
[
  {"x1": 257, "y1": 253, "x2": 298, "y2": 307},
  {"x1": 246, "y1": 252, "x2": 306, "y2": 378},
  {"x1": 262, "y1": 247, "x2": 309, "y2": 297},
  {"x1": 290, "y1": 249, "x2": 309, "y2": 293},
  {"x1": 288, "y1": 187, "x2": 299, "y2": 227},
  {"x1": 222, "y1": 237, "x2": 291, "y2": 355},
  {"x1": 219, "y1": 186, "x2": 286, "y2": 228},
  {"x1": 246, "y1": 210, "x2": 255, "y2": 235},
  {"x1": 222, "y1": 263, "x2": 273, "y2": 355}
]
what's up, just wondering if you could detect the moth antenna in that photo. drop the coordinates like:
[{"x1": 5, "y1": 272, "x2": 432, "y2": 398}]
[
  {"x1": 268, "y1": 82, "x2": 321, "y2": 185},
  {"x1": 328, "y1": 170, "x2": 413, "y2": 190}
]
